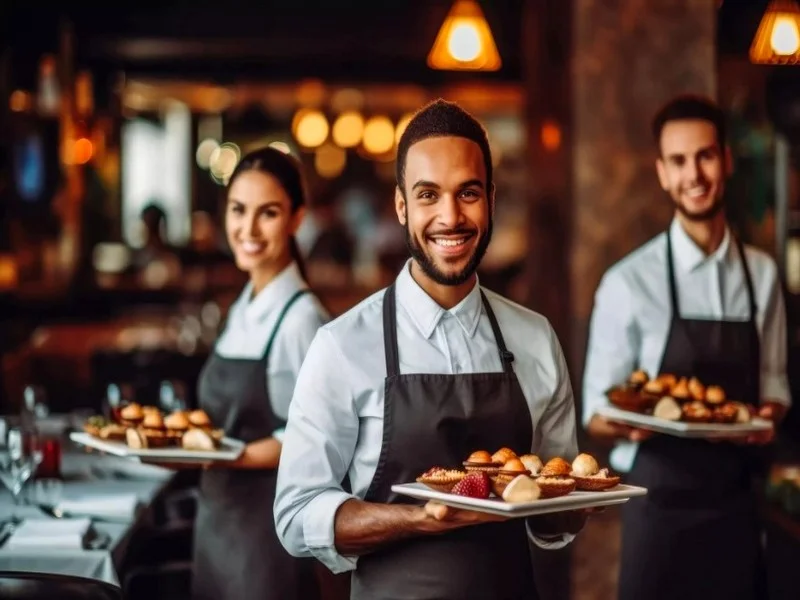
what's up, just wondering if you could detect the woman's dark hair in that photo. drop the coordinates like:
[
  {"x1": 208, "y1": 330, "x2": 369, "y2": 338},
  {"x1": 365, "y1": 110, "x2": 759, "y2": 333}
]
[{"x1": 226, "y1": 147, "x2": 308, "y2": 280}]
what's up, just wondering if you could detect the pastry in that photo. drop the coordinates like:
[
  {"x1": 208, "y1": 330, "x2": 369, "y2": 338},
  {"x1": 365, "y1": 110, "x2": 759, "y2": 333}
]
[
  {"x1": 653, "y1": 396, "x2": 682, "y2": 421},
  {"x1": 519, "y1": 454, "x2": 543, "y2": 476},
  {"x1": 537, "y1": 457, "x2": 576, "y2": 498},
  {"x1": 655, "y1": 373, "x2": 677, "y2": 391},
  {"x1": 502, "y1": 475, "x2": 541, "y2": 503},
  {"x1": 571, "y1": 454, "x2": 599, "y2": 477},
  {"x1": 491, "y1": 447, "x2": 517, "y2": 464},
  {"x1": 165, "y1": 411, "x2": 190, "y2": 433},
  {"x1": 98, "y1": 423, "x2": 127, "y2": 442},
  {"x1": 491, "y1": 458, "x2": 531, "y2": 496},
  {"x1": 463, "y1": 450, "x2": 502, "y2": 474},
  {"x1": 607, "y1": 385, "x2": 654, "y2": 413},
  {"x1": 83, "y1": 416, "x2": 108, "y2": 437},
  {"x1": 189, "y1": 409, "x2": 212, "y2": 430},
  {"x1": 498, "y1": 458, "x2": 529, "y2": 475},
  {"x1": 712, "y1": 402, "x2": 738, "y2": 424},
  {"x1": 688, "y1": 377, "x2": 705, "y2": 402},
  {"x1": 641, "y1": 379, "x2": 664, "y2": 398},
  {"x1": 119, "y1": 403, "x2": 144, "y2": 427},
  {"x1": 705, "y1": 385, "x2": 726, "y2": 406},
  {"x1": 126, "y1": 427, "x2": 147, "y2": 449},
  {"x1": 539, "y1": 457, "x2": 571, "y2": 478},
  {"x1": 416, "y1": 467, "x2": 466, "y2": 493},
  {"x1": 730, "y1": 401, "x2": 751, "y2": 424},
  {"x1": 572, "y1": 467, "x2": 621, "y2": 492},
  {"x1": 141, "y1": 428, "x2": 171, "y2": 447},
  {"x1": 671, "y1": 378, "x2": 691, "y2": 403},
  {"x1": 182, "y1": 427, "x2": 217, "y2": 451},
  {"x1": 628, "y1": 370, "x2": 649, "y2": 387},
  {"x1": 682, "y1": 401, "x2": 712, "y2": 423},
  {"x1": 142, "y1": 411, "x2": 165, "y2": 430}
]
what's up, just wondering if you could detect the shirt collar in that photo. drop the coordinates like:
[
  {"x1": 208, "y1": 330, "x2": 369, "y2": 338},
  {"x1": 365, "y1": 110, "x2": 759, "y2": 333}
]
[
  {"x1": 669, "y1": 217, "x2": 732, "y2": 273},
  {"x1": 239, "y1": 261, "x2": 307, "y2": 323},
  {"x1": 395, "y1": 259, "x2": 483, "y2": 339}
]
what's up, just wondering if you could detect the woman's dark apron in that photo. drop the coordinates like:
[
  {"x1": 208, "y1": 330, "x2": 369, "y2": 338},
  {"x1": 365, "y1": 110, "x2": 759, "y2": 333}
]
[
  {"x1": 619, "y1": 231, "x2": 766, "y2": 600},
  {"x1": 192, "y1": 290, "x2": 320, "y2": 600},
  {"x1": 350, "y1": 283, "x2": 539, "y2": 600}
]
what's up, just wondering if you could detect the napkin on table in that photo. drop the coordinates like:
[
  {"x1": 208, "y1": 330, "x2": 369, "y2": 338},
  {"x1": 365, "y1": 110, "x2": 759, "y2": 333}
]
[
  {"x1": 6, "y1": 518, "x2": 92, "y2": 549},
  {"x1": 57, "y1": 493, "x2": 140, "y2": 520}
]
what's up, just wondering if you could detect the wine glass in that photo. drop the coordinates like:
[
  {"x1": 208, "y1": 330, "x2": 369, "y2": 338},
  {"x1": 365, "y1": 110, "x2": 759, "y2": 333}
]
[
  {"x1": 3, "y1": 427, "x2": 39, "y2": 519},
  {"x1": 159, "y1": 380, "x2": 188, "y2": 413}
]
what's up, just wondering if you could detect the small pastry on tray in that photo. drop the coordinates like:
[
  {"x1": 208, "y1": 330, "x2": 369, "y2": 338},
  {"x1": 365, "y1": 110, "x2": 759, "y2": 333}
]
[
  {"x1": 570, "y1": 454, "x2": 621, "y2": 491},
  {"x1": 536, "y1": 457, "x2": 576, "y2": 498},
  {"x1": 98, "y1": 423, "x2": 127, "y2": 442},
  {"x1": 188, "y1": 409, "x2": 212, "y2": 430},
  {"x1": 491, "y1": 447, "x2": 517, "y2": 464},
  {"x1": 416, "y1": 467, "x2": 467, "y2": 493},
  {"x1": 688, "y1": 377, "x2": 706, "y2": 402},
  {"x1": 655, "y1": 373, "x2": 677, "y2": 391},
  {"x1": 182, "y1": 427, "x2": 218, "y2": 451},
  {"x1": 501, "y1": 475, "x2": 541, "y2": 504},
  {"x1": 119, "y1": 403, "x2": 144, "y2": 427},
  {"x1": 83, "y1": 416, "x2": 108, "y2": 437},
  {"x1": 519, "y1": 454, "x2": 543, "y2": 476},
  {"x1": 628, "y1": 370, "x2": 649, "y2": 388},
  {"x1": 671, "y1": 378, "x2": 691, "y2": 403},
  {"x1": 653, "y1": 396, "x2": 682, "y2": 421},
  {"x1": 682, "y1": 401, "x2": 712, "y2": 423},
  {"x1": 126, "y1": 427, "x2": 148, "y2": 449},
  {"x1": 463, "y1": 450, "x2": 502, "y2": 474},
  {"x1": 640, "y1": 379, "x2": 665, "y2": 400},
  {"x1": 491, "y1": 458, "x2": 531, "y2": 496},
  {"x1": 729, "y1": 401, "x2": 752, "y2": 424},
  {"x1": 141, "y1": 427, "x2": 171, "y2": 448},
  {"x1": 164, "y1": 411, "x2": 190, "y2": 442},
  {"x1": 704, "y1": 385, "x2": 726, "y2": 406},
  {"x1": 711, "y1": 402, "x2": 738, "y2": 424},
  {"x1": 142, "y1": 410, "x2": 165, "y2": 431}
]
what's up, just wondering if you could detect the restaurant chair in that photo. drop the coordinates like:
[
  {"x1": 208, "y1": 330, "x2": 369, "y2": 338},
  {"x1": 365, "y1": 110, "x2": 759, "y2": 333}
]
[{"x1": 0, "y1": 572, "x2": 122, "y2": 599}]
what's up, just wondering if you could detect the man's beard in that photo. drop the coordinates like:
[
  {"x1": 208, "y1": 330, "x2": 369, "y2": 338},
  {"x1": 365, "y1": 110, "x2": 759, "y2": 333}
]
[
  {"x1": 404, "y1": 212, "x2": 492, "y2": 286},
  {"x1": 673, "y1": 191, "x2": 725, "y2": 222}
]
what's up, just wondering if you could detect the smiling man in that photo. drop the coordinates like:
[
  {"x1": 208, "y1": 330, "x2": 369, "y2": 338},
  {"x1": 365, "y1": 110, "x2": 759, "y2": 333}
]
[
  {"x1": 274, "y1": 99, "x2": 581, "y2": 600},
  {"x1": 582, "y1": 95, "x2": 791, "y2": 600}
]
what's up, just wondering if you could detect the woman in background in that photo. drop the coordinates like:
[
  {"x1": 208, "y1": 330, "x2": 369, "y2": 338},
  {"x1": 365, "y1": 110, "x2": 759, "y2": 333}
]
[{"x1": 192, "y1": 147, "x2": 327, "y2": 600}]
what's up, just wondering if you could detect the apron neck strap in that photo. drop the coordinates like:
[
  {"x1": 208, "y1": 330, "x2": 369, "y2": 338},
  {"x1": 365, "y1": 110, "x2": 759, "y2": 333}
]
[
  {"x1": 666, "y1": 228, "x2": 758, "y2": 321},
  {"x1": 382, "y1": 283, "x2": 515, "y2": 378},
  {"x1": 262, "y1": 289, "x2": 310, "y2": 361}
]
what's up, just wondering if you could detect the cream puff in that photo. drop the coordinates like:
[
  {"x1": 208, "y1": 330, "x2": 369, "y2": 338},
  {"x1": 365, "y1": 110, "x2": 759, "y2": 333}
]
[
  {"x1": 570, "y1": 453, "x2": 599, "y2": 478},
  {"x1": 705, "y1": 385, "x2": 726, "y2": 406},
  {"x1": 182, "y1": 427, "x2": 217, "y2": 451},
  {"x1": 628, "y1": 370, "x2": 649, "y2": 387},
  {"x1": 119, "y1": 403, "x2": 144, "y2": 427},
  {"x1": 536, "y1": 457, "x2": 576, "y2": 498},
  {"x1": 519, "y1": 454, "x2": 544, "y2": 476},
  {"x1": 463, "y1": 450, "x2": 502, "y2": 474},
  {"x1": 688, "y1": 377, "x2": 706, "y2": 402},
  {"x1": 671, "y1": 378, "x2": 691, "y2": 403},
  {"x1": 491, "y1": 447, "x2": 517, "y2": 464},
  {"x1": 188, "y1": 409, "x2": 212, "y2": 430}
]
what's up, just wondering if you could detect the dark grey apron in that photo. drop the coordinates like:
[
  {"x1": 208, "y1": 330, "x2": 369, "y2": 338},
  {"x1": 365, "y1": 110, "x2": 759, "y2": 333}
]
[
  {"x1": 619, "y1": 231, "x2": 766, "y2": 600},
  {"x1": 350, "y1": 283, "x2": 538, "y2": 600},
  {"x1": 192, "y1": 289, "x2": 320, "y2": 600}
]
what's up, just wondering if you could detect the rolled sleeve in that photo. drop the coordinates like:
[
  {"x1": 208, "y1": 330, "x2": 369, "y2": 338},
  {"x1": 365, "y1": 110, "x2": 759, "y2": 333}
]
[
  {"x1": 760, "y1": 268, "x2": 791, "y2": 407},
  {"x1": 274, "y1": 328, "x2": 361, "y2": 572},
  {"x1": 302, "y1": 489, "x2": 359, "y2": 573},
  {"x1": 581, "y1": 270, "x2": 640, "y2": 428},
  {"x1": 526, "y1": 523, "x2": 576, "y2": 550}
]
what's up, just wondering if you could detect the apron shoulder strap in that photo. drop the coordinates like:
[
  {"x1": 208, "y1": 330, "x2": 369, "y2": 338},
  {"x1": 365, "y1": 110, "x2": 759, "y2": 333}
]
[
  {"x1": 479, "y1": 290, "x2": 515, "y2": 373},
  {"x1": 666, "y1": 229, "x2": 681, "y2": 316},
  {"x1": 262, "y1": 289, "x2": 311, "y2": 361},
  {"x1": 383, "y1": 283, "x2": 400, "y2": 378},
  {"x1": 733, "y1": 235, "x2": 758, "y2": 321}
]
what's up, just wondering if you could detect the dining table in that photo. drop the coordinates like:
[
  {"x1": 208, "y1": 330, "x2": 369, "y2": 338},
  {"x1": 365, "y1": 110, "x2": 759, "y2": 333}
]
[{"x1": 0, "y1": 423, "x2": 173, "y2": 587}]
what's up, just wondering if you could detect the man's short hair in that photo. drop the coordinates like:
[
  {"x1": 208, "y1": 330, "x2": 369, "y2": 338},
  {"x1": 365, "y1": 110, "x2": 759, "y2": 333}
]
[
  {"x1": 395, "y1": 99, "x2": 493, "y2": 196},
  {"x1": 651, "y1": 94, "x2": 727, "y2": 152}
]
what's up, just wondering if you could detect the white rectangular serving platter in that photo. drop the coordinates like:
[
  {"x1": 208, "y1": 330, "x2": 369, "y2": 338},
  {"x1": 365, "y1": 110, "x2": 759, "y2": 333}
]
[
  {"x1": 391, "y1": 482, "x2": 647, "y2": 517},
  {"x1": 596, "y1": 405, "x2": 773, "y2": 439},
  {"x1": 70, "y1": 432, "x2": 245, "y2": 463}
]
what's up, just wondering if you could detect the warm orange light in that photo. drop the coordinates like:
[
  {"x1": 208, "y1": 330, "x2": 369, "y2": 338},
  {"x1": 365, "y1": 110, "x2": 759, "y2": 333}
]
[
  {"x1": 428, "y1": 1, "x2": 502, "y2": 72},
  {"x1": 332, "y1": 111, "x2": 365, "y2": 148},
  {"x1": 362, "y1": 116, "x2": 395, "y2": 155},
  {"x1": 750, "y1": 0, "x2": 800, "y2": 64},
  {"x1": 9, "y1": 90, "x2": 31, "y2": 112},
  {"x1": 541, "y1": 120, "x2": 562, "y2": 152},
  {"x1": 293, "y1": 109, "x2": 329, "y2": 148},
  {"x1": 73, "y1": 138, "x2": 94, "y2": 164}
]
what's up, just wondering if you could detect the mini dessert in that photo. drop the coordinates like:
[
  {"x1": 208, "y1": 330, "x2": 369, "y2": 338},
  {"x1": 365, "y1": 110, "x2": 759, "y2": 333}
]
[
  {"x1": 628, "y1": 370, "x2": 649, "y2": 388},
  {"x1": 655, "y1": 373, "x2": 677, "y2": 391},
  {"x1": 83, "y1": 415, "x2": 108, "y2": 437},
  {"x1": 126, "y1": 427, "x2": 148, "y2": 449},
  {"x1": 670, "y1": 378, "x2": 691, "y2": 403},
  {"x1": 182, "y1": 427, "x2": 217, "y2": 451},
  {"x1": 641, "y1": 379, "x2": 664, "y2": 399},
  {"x1": 570, "y1": 454, "x2": 599, "y2": 478},
  {"x1": 682, "y1": 401, "x2": 712, "y2": 423},
  {"x1": 502, "y1": 475, "x2": 541, "y2": 503},
  {"x1": 570, "y1": 453, "x2": 620, "y2": 491},
  {"x1": 730, "y1": 401, "x2": 751, "y2": 424},
  {"x1": 450, "y1": 471, "x2": 490, "y2": 499},
  {"x1": 712, "y1": 402, "x2": 738, "y2": 424},
  {"x1": 142, "y1": 405, "x2": 161, "y2": 416},
  {"x1": 416, "y1": 467, "x2": 466, "y2": 493},
  {"x1": 165, "y1": 411, "x2": 190, "y2": 433},
  {"x1": 607, "y1": 385, "x2": 653, "y2": 413},
  {"x1": 688, "y1": 377, "x2": 706, "y2": 402},
  {"x1": 491, "y1": 447, "x2": 517, "y2": 464},
  {"x1": 463, "y1": 450, "x2": 502, "y2": 474},
  {"x1": 141, "y1": 427, "x2": 171, "y2": 447},
  {"x1": 188, "y1": 409, "x2": 212, "y2": 430},
  {"x1": 98, "y1": 423, "x2": 127, "y2": 442},
  {"x1": 142, "y1": 411, "x2": 165, "y2": 430},
  {"x1": 119, "y1": 403, "x2": 144, "y2": 427},
  {"x1": 653, "y1": 396, "x2": 682, "y2": 421},
  {"x1": 491, "y1": 458, "x2": 531, "y2": 496},
  {"x1": 519, "y1": 454, "x2": 543, "y2": 476},
  {"x1": 536, "y1": 457, "x2": 576, "y2": 498},
  {"x1": 705, "y1": 385, "x2": 726, "y2": 406}
]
